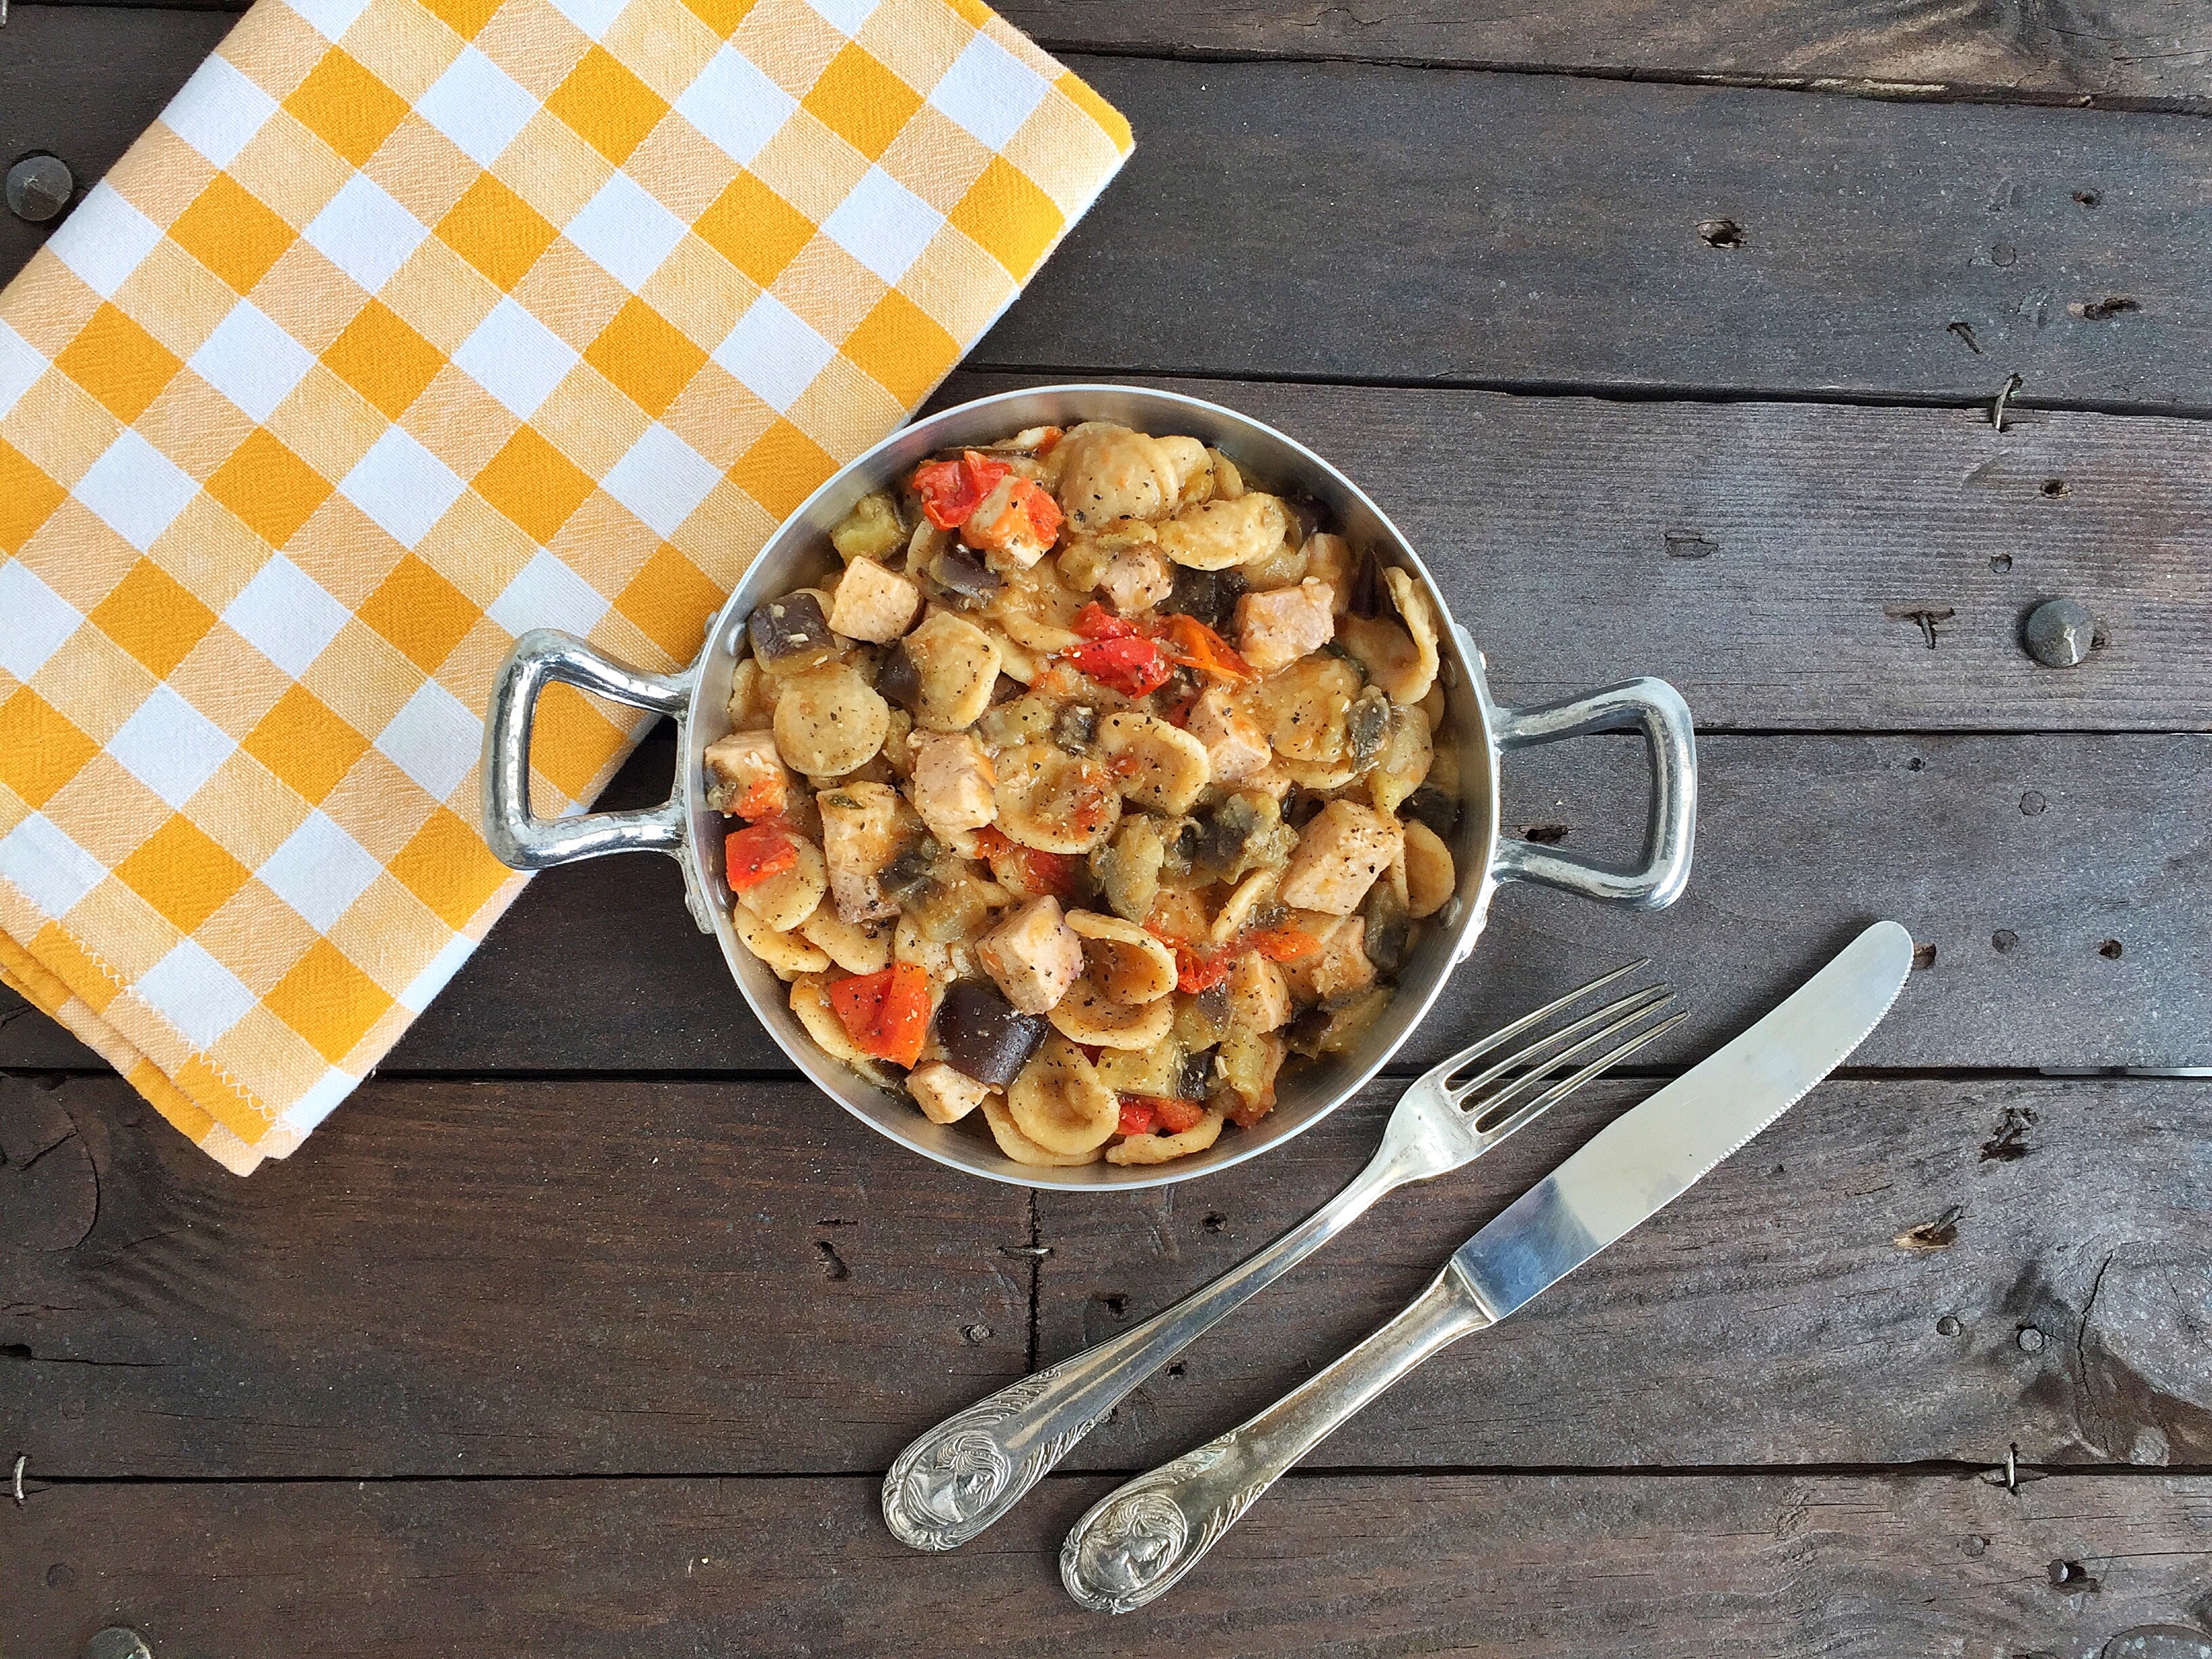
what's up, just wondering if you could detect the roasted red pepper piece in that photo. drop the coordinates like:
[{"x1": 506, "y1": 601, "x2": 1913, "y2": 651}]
[
  {"x1": 1149, "y1": 930, "x2": 1231, "y2": 994},
  {"x1": 973, "y1": 826, "x2": 1083, "y2": 901},
  {"x1": 1120, "y1": 1095, "x2": 1206, "y2": 1135},
  {"x1": 1073, "y1": 601, "x2": 1138, "y2": 640},
  {"x1": 1066, "y1": 634, "x2": 1172, "y2": 697},
  {"x1": 1153, "y1": 613, "x2": 1253, "y2": 683},
  {"x1": 830, "y1": 962, "x2": 933, "y2": 1068},
  {"x1": 724, "y1": 821, "x2": 798, "y2": 892},
  {"x1": 911, "y1": 451, "x2": 1011, "y2": 530},
  {"x1": 1021, "y1": 480, "x2": 1064, "y2": 545},
  {"x1": 1152, "y1": 1097, "x2": 1207, "y2": 1134},
  {"x1": 1247, "y1": 924, "x2": 1322, "y2": 963}
]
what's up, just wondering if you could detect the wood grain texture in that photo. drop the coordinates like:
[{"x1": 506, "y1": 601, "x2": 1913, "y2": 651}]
[
  {"x1": 933, "y1": 373, "x2": 2212, "y2": 733},
  {"x1": 7, "y1": 22, "x2": 2212, "y2": 407},
  {"x1": 1000, "y1": 0, "x2": 2212, "y2": 109},
  {"x1": 0, "y1": 1071, "x2": 1033, "y2": 1479},
  {"x1": 7, "y1": 1071, "x2": 2209, "y2": 1477},
  {"x1": 8, "y1": 725, "x2": 2205, "y2": 1075},
  {"x1": 981, "y1": 57, "x2": 2212, "y2": 409},
  {"x1": 0, "y1": 7, "x2": 235, "y2": 281},
  {"x1": 21, "y1": 0, "x2": 2212, "y2": 114},
  {"x1": 9, "y1": 1471, "x2": 2212, "y2": 1658},
  {"x1": 12, "y1": 368, "x2": 2212, "y2": 1069},
  {"x1": 1039, "y1": 1076, "x2": 2212, "y2": 1474},
  {"x1": 185, "y1": 730, "x2": 2212, "y2": 1073}
]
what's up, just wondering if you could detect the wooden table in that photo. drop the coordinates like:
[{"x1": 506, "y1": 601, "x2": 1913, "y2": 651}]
[{"x1": 5, "y1": 4, "x2": 2211, "y2": 1654}]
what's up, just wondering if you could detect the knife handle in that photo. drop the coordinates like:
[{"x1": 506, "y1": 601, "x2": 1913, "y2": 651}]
[
  {"x1": 1059, "y1": 1265, "x2": 1492, "y2": 1613},
  {"x1": 881, "y1": 1154, "x2": 1408, "y2": 1552}
]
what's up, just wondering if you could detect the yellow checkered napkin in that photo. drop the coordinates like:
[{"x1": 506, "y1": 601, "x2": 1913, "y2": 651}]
[{"x1": 0, "y1": 0, "x2": 1129, "y2": 1173}]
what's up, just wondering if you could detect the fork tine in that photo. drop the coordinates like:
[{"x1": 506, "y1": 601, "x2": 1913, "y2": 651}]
[
  {"x1": 1470, "y1": 1009, "x2": 1691, "y2": 1139},
  {"x1": 1443, "y1": 983, "x2": 1673, "y2": 1108},
  {"x1": 1418, "y1": 959, "x2": 1650, "y2": 1088}
]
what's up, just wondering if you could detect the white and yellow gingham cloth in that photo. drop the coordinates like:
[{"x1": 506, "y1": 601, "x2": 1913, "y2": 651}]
[{"x1": 0, "y1": 0, "x2": 1130, "y2": 1173}]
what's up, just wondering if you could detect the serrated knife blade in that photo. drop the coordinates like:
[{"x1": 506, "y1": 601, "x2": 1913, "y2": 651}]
[{"x1": 1449, "y1": 918, "x2": 1915, "y2": 1322}]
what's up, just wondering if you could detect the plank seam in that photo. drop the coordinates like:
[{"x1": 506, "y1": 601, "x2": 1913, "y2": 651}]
[
  {"x1": 17, "y1": 1460, "x2": 2212, "y2": 1487},
  {"x1": 12, "y1": 5, "x2": 2212, "y2": 121},
  {"x1": 962, "y1": 361, "x2": 2212, "y2": 426}
]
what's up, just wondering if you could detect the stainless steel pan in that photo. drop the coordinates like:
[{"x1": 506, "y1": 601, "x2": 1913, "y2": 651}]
[{"x1": 483, "y1": 385, "x2": 1696, "y2": 1189}]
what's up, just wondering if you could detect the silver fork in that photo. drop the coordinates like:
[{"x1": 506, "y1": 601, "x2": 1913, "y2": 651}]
[{"x1": 881, "y1": 962, "x2": 1686, "y2": 1550}]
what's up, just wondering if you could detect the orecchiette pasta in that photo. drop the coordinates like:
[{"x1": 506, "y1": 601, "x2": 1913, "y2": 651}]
[{"x1": 712, "y1": 422, "x2": 1459, "y2": 1168}]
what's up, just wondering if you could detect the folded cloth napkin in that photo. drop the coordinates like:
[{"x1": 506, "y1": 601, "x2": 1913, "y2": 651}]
[{"x1": 0, "y1": 0, "x2": 1129, "y2": 1172}]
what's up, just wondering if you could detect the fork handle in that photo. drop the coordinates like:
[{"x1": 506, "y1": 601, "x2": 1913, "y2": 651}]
[
  {"x1": 880, "y1": 1155, "x2": 1405, "y2": 1551},
  {"x1": 1060, "y1": 1266, "x2": 1493, "y2": 1613}
]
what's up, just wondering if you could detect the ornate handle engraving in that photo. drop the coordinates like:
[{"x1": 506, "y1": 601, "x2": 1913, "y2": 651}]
[
  {"x1": 1060, "y1": 1443, "x2": 1272, "y2": 1614},
  {"x1": 1061, "y1": 1268, "x2": 1492, "y2": 1612},
  {"x1": 881, "y1": 1370, "x2": 1096, "y2": 1551},
  {"x1": 883, "y1": 1154, "x2": 1412, "y2": 1551}
]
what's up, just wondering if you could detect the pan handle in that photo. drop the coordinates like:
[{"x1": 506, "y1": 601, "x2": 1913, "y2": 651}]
[
  {"x1": 481, "y1": 628, "x2": 697, "y2": 872},
  {"x1": 1487, "y1": 676, "x2": 1696, "y2": 911}
]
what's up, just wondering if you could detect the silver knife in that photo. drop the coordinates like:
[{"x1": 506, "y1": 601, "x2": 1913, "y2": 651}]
[{"x1": 1061, "y1": 919, "x2": 1915, "y2": 1614}]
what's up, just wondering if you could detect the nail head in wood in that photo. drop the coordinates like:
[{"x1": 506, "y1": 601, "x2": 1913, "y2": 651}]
[
  {"x1": 2022, "y1": 598, "x2": 2095, "y2": 668},
  {"x1": 6, "y1": 155, "x2": 73, "y2": 224},
  {"x1": 85, "y1": 1631, "x2": 153, "y2": 1659}
]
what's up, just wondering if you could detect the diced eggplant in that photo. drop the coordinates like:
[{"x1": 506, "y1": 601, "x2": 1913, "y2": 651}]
[
  {"x1": 1401, "y1": 785, "x2": 1458, "y2": 840},
  {"x1": 876, "y1": 642, "x2": 923, "y2": 714},
  {"x1": 1282, "y1": 493, "x2": 1328, "y2": 546},
  {"x1": 878, "y1": 837, "x2": 941, "y2": 909},
  {"x1": 1344, "y1": 544, "x2": 1389, "y2": 620},
  {"x1": 935, "y1": 979, "x2": 1049, "y2": 1087},
  {"x1": 916, "y1": 863, "x2": 994, "y2": 941},
  {"x1": 1288, "y1": 986, "x2": 1393, "y2": 1059},
  {"x1": 1362, "y1": 882, "x2": 1412, "y2": 976},
  {"x1": 1092, "y1": 814, "x2": 1166, "y2": 922},
  {"x1": 925, "y1": 546, "x2": 1002, "y2": 609},
  {"x1": 1052, "y1": 703, "x2": 1098, "y2": 755},
  {"x1": 1175, "y1": 981, "x2": 1233, "y2": 1050},
  {"x1": 1161, "y1": 564, "x2": 1246, "y2": 631},
  {"x1": 1189, "y1": 793, "x2": 1258, "y2": 878},
  {"x1": 1346, "y1": 685, "x2": 1391, "y2": 767},
  {"x1": 747, "y1": 592, "x2": 834, "y2": 667},
  {"x1": 1179, "y1": 1046, "x2": 1218, "y2": 1100}
]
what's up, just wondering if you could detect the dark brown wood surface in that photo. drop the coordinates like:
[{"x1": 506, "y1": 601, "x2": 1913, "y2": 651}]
[
  {"x1": 0, "y1": 1071, "x2": 1035, "y2": 1478},
  {"x1": 997, "y1": 0, "x2": 2212, "y2": 110},
  {"x1": 10, "y1": 1471, "x2": 2212, "y2": 1658},
  {"x1": 9, "y1": 1070, "x2": 2209, "y2": 1480},
  {"x1": 987, "y1": 58, "x2": 2212, "y2": 410},
  {"x1": 8, "y1": 723, "x2": 2208, "y2": 1081},
  {"x1": 7, "y1": 0, "x2": 2212, "y2": 1652},
  {"x1": 26, "y1": 0, "x2": 2212, "y2": 114},
  {"x1": 258, "y1": 727, "x2": 2212, "y2": 1073},
  {"x1": 13, "y1": 18, "x2": 2212, "y2": 408}
]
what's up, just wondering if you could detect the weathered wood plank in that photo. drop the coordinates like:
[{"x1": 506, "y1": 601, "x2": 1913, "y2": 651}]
[
  {"x1": 998, "y1": 0, "x2": 2212, "y2": 110},
  {"x1": 23, "y1": 0, "x2": 2212, "y2": 115},
  {"x1": 980, "y1": 57, "x2": 2212, "y2": 410},
  {"x1": 8, "y1": 22, "x2": 2212, "y2": 407},
  {"x1": 932, "y1": 374, "x2": 2212, "y2": 733},
  {"x1": 7, "y1": 1071, "x2": 2209, "y2": 1477},
  {"x1": 16, "y1": 363, "x2": 2212, "y2": 1067},
  {"x1": 1040, "y1": 1076, "x2": 2212, "y2": 1475},
  {"x1": 9, "y1": 1471, "x2": 2212, "y2": 1657},
  {"x1": 0, "y1": 1071, "x2": 1033, "y2": 1479},
  {"x1": 281, "y1": 730, "x2": 2212, "y2": 1073},
  {"x1": 12, "y1": 729, "x2": 2203, "y2": 1074},
  {"x1": 0, "y1": 7, "x2": 235, "y2": 284}
]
